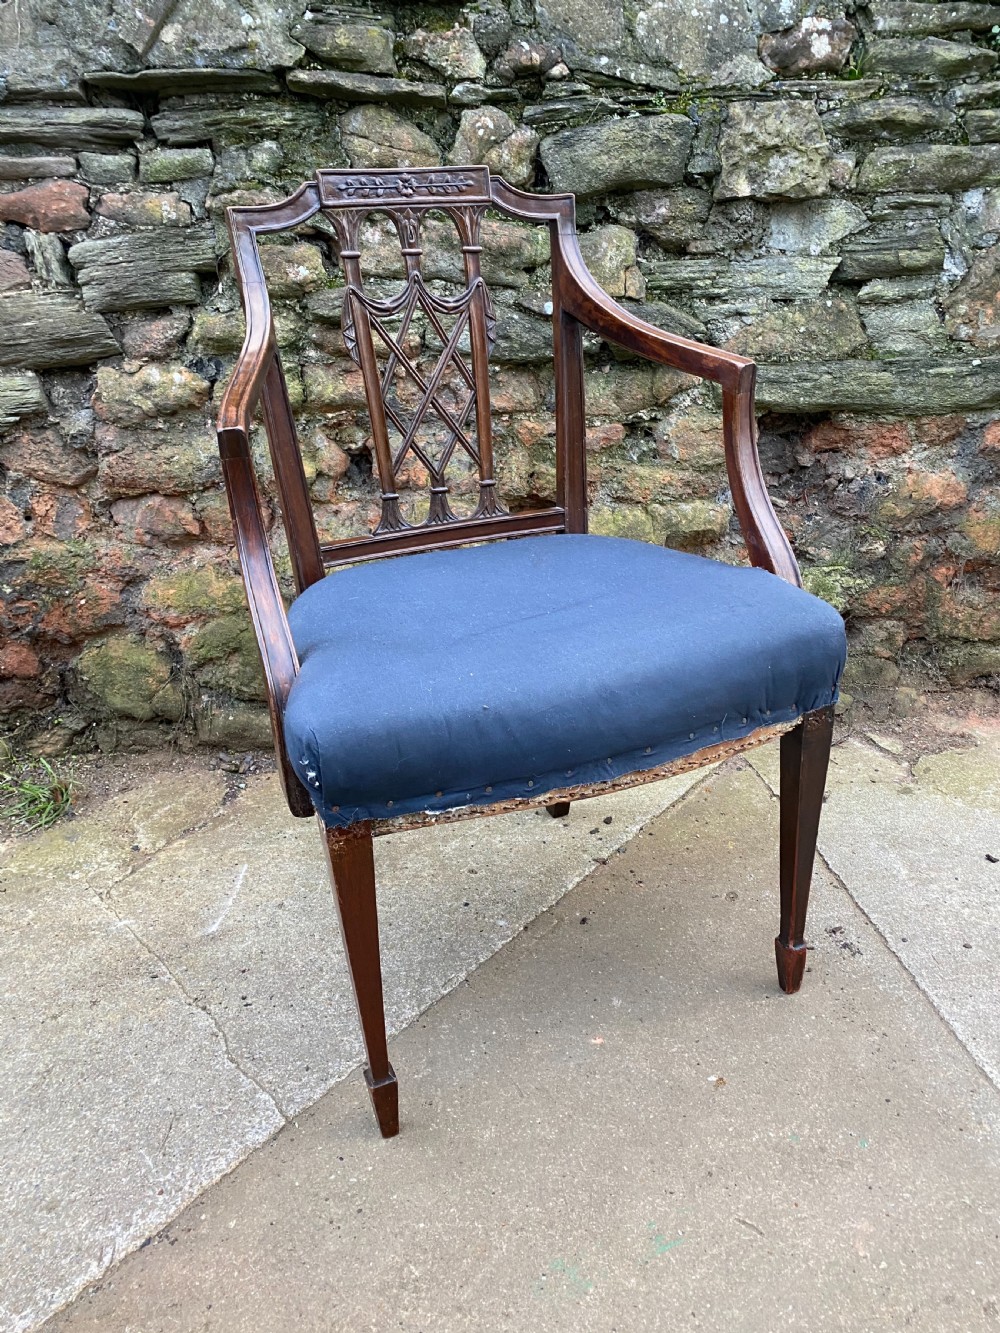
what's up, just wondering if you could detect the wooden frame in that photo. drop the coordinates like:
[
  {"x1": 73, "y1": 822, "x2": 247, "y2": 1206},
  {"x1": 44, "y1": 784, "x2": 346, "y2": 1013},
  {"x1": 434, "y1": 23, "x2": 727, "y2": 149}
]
[{"x1": 217, "y1": 167, "x2": 834, "y2": 1138}]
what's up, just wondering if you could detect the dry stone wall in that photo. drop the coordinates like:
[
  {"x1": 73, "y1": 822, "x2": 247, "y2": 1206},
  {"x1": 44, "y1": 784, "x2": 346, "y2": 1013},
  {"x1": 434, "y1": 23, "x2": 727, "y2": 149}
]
[{"x1": 1, "y1": 0, "x2": 999, "y2": 752}]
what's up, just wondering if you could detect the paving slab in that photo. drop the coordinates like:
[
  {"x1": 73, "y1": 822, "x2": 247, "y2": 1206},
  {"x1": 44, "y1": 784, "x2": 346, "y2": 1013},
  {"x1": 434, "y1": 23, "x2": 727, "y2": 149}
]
[
  {"x1": 0, "y1": 762, "x2": 704, "y2": 1333},
  {"x1": 750, "y1": 724, "x2": 1000, "y2": 1090},
  {"x1": 47, "y1": 763, "x2": 1000, "y2": 1333},
  {"x1": 105, "y1": 769, "x2": 707, "y2": 1118},
  {"x1": 0, "y1": 878, "x2": 282, "y2": 1333}
]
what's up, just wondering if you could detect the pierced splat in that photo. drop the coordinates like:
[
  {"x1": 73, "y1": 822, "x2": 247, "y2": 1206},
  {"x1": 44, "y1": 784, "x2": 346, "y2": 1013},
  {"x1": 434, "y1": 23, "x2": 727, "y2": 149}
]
[{"x1": 323, "y1": 188, "x2": 505, "y2": 535}]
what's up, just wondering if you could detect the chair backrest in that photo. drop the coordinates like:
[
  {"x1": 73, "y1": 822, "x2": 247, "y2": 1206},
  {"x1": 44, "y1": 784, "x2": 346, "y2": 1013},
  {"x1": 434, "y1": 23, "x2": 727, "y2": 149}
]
[{"x1": 218, "y1": 166, "x2": 587, "y2": 595}]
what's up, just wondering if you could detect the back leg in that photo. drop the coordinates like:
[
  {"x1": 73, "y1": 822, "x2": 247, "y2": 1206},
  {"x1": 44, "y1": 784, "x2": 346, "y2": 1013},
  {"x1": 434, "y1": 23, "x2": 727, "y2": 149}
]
[
  {"x1": 775, "y1": 705, "x2": 834, "y2": 994},
  {"x1": 546, "y1": 801, "x2": 571, "y2": 818},
  {"x1": 322, "y1": 823, "x2": 399, "y2": 1137}
]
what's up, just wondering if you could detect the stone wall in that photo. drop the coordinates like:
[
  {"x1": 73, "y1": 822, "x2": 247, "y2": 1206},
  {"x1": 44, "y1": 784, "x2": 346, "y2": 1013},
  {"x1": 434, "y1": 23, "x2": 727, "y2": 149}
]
[{"x1": 1, "y1": 0, "x2": 999, "y2": 753}]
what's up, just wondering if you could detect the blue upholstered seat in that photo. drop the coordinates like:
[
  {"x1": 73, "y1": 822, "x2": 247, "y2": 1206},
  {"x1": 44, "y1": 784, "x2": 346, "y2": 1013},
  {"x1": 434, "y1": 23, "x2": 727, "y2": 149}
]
[{"x1": 284, "y1": 534, "x2": 846, "y2": 827}]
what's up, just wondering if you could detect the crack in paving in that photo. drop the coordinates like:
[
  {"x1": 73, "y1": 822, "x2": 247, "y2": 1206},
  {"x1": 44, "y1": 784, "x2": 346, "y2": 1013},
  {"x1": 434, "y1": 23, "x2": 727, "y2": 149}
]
[{"x1": 86, "y1": 883, "x2": 289, "y2": 1124}]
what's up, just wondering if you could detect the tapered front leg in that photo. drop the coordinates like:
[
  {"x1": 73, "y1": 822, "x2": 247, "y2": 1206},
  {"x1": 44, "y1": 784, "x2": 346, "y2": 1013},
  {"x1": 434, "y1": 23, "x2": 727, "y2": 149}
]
[
  {"x1": 776, "y1": 706, "x2": 835, "y2": 994},
  {"x1": 322, "y1": 822, "x2": 398, "y2": 1138}
]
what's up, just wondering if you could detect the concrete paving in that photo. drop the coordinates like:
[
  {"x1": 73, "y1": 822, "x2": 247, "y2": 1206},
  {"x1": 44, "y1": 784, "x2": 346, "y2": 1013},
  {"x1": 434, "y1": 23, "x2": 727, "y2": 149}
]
[
  {"x1": 750, "y1": 725, "x2": 1000, "y2": 1089},
  {"x1": 43, "y1": 756, "x2": 1000, "y2": 1333},
  {"x1": 0, "y1": 759, "x2": 704, "y2": 1333},
  {"x1": 3, "y1": 718, "x2": 1000, "y2": 1332}
]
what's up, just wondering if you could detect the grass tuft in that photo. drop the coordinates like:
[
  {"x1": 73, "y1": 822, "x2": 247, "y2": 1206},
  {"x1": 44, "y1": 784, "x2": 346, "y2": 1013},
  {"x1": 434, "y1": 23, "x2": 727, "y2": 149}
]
[{"x1": 0, "y1": 746, "x2": 76, "y2": 833}]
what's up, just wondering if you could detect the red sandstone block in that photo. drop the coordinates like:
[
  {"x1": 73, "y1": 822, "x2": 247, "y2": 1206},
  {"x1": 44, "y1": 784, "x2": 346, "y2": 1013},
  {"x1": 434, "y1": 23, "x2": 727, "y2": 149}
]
[
  {"x1": 111, "y1": 494, "x2": 202, "y2": 546},
  {"x1": 0, "y1": 642, "x2": 41, "y2": 679},
  {"x1": 0, "y1": 249, "x2": 31, "y2": 292},
  {"x1": 0, "y1": 496, "x2": 27, "y2": 545},
  {"x1": 801, "y1": 417, "x2": 910, "y2": 459},
  {"x1": 0, "y1": 180, "x2": 90, "y2": 232},
  {"x1": 911, "y1": 415, "x2": 965, "y2": 448}
]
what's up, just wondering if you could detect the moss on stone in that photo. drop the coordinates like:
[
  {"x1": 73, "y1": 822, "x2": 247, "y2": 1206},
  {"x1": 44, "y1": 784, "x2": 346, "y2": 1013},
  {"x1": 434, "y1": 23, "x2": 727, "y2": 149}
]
[
  {"x1": 802, "y1": 564, "x2": 872, "y2": 612},
  {"x1": 185, "y1": 614, "x2": 254, "y2": 664},
  {"x1": 930, "y1": 640, "x2": 1000, "y2": 685},
  {"x1": 588, "y1": 502, "x2": 656, "y2": 542},
  {"x1": 144, "y1": 565, "x2": 247, "y2": 621},
  {"x1": 650, "y1": 499, "x2": 732, "y2": 548},
  {"x1": 76, "y1": 636, "x2": 184, "y2": 722},
  {"x1": 185, "y1": 614, "x2": 266, "y2": 701},
  {"x1": 26, "y1": 539, "x2": 95, "y2": 591}
]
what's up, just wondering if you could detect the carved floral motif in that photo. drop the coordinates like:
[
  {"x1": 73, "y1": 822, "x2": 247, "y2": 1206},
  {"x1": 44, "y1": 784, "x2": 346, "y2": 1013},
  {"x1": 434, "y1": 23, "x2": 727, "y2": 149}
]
[{"x1": 316, "y1": 168, "x2": 489, "y2": 205}]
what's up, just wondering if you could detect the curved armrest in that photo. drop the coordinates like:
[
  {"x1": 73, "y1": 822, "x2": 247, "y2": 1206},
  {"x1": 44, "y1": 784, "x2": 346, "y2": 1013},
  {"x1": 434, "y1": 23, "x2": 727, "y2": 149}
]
[
  {"x1": 217, "y1": 426, "x2": 313, "y2": 816},
  {"x1": 554, "y1": 227, "x2": 801, "y2": 586},
  {"x1": 217, "y1": 228, "x2": 274, "y2": 435}
]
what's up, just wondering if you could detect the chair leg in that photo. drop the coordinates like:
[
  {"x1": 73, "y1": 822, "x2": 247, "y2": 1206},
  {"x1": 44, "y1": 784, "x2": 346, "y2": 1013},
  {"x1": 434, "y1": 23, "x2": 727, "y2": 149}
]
[
  {"x1": 546, "y1": 801, "x2": 571, "y2": 818},
  {"x1": 776, "y1": 705, "x2": 834, "y2": 995},
  {"x1": 321, "y1": 823, "x2": 399, "y2": 1138}
]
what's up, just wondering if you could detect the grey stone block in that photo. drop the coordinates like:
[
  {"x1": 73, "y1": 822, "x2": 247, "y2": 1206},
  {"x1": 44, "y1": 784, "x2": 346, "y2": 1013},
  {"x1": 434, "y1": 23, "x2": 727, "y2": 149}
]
[
  {"x1": 865, "y1": 36, "x2": 997, "y2": 79},
  {"x1": 150, "y1": 102, "x2": 325, "y2": 148},
  {"x1": 540, "y1": 114, "x2": 694, "y2": 199},
  {"x1": 857, "y1": 143, "x2": 1000, "y2": 193},
  {"x1": 757, "y1": 356, "x2": 1000, "y2": 413},
  {"x1": 0, "y1": 293, "x2": 119, "y2": 369},
  {"x1": 837, "y1": 217, "x2": 945, "y2": 281},
  {"x1": 68, "y1": 228, "x2": 219, "y2": 313},
  {"x1": 0, "y1": 371, "x2": 47, "y2": 425},
  {"x1": 823, "y1": 96, "x2": 953, "y2": 141},
  {"x1": 286, "y1": 70, "x2": 447, "y2": 108},
  {"x1": 716, "y1": 101, "x2": 831, "y2": 201},
  {"x1": 0, "y1": 108, "x2": 144, "y2": 151}
]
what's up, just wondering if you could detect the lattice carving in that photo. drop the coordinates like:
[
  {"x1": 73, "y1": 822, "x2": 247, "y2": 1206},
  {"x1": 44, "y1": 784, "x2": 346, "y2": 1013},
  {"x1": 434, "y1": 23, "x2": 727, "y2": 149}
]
[{"x1": 322, "y1": 190, "x2": 505, "y2": 534}]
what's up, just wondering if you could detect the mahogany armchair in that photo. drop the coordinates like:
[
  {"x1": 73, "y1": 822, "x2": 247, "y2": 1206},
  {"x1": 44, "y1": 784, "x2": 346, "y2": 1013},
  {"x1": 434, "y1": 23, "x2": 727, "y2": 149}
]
[{"x1": 217, "y1": 166, "x2": 846, "y2": 1139}]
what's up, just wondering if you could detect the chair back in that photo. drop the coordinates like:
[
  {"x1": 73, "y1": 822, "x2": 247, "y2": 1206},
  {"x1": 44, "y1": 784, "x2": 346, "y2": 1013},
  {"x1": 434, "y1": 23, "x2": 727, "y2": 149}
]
[{"x1": 219, "y1": 166, "x2": 587, "y2": 592}]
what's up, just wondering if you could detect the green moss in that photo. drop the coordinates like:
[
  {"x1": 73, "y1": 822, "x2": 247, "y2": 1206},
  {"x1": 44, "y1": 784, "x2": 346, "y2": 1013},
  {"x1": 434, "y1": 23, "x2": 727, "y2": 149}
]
[
  {"x1": 189, "y1": 311, "x2": 245, "y2": 355},
  {"x1": 802, "y1": 564, "x2": 872, "y2": 612},
  {"x1": 588, "y1": 502, "x2": 655, "y2": 542},
  {"x1": 652, "y1": 90, "x2": 718, "y2": 118},
  {"x1": 144, "y1": 566, "x2": 246, "y2": 620},
  {"x1": 186, "y1": 615, "x2": 266, "y2": 702},
  {"x1": 27, "y1": 540, "x2": 95, "y2": 591},
  {"x1": 185, "y1": 614, "x2": 254, "y2": 665},
  {"x1": 650, "y1": 499, "x2": 731, "y2": 549},
  {"x1": 930, "y1": 640, "x2": 1000, "y2": 686},
  {"x1": 76, "y1": 637, "x2": 184, "y2": 723},
  {"x1": 196, "y1": 654, "x2": 267, "y2": 703}
]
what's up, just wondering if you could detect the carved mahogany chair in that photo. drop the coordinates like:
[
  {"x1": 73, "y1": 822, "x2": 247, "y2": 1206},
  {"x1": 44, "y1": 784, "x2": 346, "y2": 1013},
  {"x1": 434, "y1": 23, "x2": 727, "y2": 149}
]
[{"x1": 217, "y1": 166, "x2": 847, "y2": 1139}]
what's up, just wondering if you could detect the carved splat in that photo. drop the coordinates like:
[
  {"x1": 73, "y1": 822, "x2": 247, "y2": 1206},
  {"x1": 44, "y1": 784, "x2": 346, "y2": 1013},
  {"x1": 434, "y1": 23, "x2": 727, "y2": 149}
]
[{"x1": 320, "y1": 172, "x2": 505, "y2": 533}]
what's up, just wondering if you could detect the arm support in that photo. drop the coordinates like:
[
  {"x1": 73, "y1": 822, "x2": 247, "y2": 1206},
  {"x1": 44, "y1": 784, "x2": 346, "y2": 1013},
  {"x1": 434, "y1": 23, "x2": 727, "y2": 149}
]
[
  {"x1": 554, "y1": 226, "x2": 801, "y2": 586},
  {"x1": 217, "y1": 425, "x2": 313, "y2": 816}
]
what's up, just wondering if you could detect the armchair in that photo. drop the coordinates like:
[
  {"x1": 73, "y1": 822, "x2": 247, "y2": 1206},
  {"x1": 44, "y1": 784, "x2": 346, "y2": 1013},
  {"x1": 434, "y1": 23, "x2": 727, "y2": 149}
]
[{"x1": 217, "y1": 166, "x2": 846, "y2": 1138}]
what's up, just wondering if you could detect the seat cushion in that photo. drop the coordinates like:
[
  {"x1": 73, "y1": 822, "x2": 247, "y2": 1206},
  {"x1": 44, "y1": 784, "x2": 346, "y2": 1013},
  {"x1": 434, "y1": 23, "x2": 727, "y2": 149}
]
[{"x1": 284, "y1": 534, "x2": 846, "y2": 827}]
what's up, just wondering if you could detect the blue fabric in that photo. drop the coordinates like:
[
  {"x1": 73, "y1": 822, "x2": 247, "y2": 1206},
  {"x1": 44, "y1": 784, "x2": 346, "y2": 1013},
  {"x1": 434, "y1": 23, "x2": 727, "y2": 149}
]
[{"x1": 284, "y1": 534, "x2": 846, "y2": 827}]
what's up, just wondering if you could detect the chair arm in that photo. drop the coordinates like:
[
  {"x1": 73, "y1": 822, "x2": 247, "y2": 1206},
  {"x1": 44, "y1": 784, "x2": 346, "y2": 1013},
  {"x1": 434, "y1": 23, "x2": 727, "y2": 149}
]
[
  {"x1": 217, "y1": 426, "x2": 314, "y2": 815},
  {"x1": 217, "y1": 295, "x2": 274, "y2": 437},
  {"x1": 217, "y1": 214, "x2": 275, "y2": 435},
  {"x1": 554, "y1": 228, "x2": 801, "y2": 586}
]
